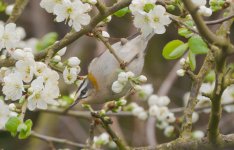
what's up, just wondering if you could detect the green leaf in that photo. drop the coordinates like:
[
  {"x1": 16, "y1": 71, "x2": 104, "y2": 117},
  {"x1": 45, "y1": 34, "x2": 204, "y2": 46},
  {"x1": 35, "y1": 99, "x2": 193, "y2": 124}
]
[
  {"x1": 36, "y1": 32, "x2": 58, "y2": 51},
  {"x1": 114, "y1": 7, "x2": 130, "y2": 17},
  {"x1": 162, "y1": 40, "x2": 187, "y2": 60},
  {"x1": 18, "y1": 119, "x2": 33, "y2": 139},
  {"x1": 204, "y1": 70, "x2": 215, "y2": 83},
  {"x1": 5, "y1": 117, "x2": 21, "y2": 137},
  {"x1": 169, "y1": 43, "x2": 188, "y2": 58},
  {"x1": 178, "y1": 28, "x2": 193, "y2": 38},
  {"x1": 0, "y1": 2, "x2": 7, "y2": 12},
  {"x1": 188, "y1": 36, "x2": 209, "y2": 54},
  {"x1": 189, "y1": 51, "x2": 196, "y2": 71}
]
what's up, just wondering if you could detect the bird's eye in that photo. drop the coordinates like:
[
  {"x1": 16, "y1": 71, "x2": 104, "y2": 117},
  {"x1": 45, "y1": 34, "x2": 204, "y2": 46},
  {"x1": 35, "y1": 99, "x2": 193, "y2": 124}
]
[{"x1": 80, "y1": 88, "x2": 88, "y2": 97}]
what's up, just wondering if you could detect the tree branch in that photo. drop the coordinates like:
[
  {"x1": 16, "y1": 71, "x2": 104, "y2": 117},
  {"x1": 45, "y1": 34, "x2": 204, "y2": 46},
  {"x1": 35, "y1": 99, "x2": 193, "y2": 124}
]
[
  {"x1": 181, "y1": 0, "x2": 234, "y2": 54},
  {"x1": 7, "y1": 0, "x2": 29, "y2": 23},
  {"x1": 30, "y1": 131, "x2": 86, "y2": 148}
]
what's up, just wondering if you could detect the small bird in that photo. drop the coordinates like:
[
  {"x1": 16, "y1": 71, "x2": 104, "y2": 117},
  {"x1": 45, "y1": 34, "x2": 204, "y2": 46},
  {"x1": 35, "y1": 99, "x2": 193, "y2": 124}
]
[{"x1": 67, "y1": 33, "x2": 154, "y2": 110}]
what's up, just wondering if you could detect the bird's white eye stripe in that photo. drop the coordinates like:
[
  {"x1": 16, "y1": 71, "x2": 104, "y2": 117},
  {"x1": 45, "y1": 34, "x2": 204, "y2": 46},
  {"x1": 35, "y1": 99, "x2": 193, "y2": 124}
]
[{"x1": 76, "y1": 79, "x2": 89, "y2": 99}]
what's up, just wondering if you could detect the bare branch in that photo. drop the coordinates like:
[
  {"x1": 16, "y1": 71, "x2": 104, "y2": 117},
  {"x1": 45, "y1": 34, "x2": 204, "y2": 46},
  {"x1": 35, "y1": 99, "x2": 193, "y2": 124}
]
[{"x1": 31, "y1": 131, "x2": 86, "y2": 148}]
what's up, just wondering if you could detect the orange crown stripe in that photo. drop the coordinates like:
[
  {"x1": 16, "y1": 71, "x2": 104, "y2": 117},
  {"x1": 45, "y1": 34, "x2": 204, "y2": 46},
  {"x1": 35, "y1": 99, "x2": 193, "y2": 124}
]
[{"x1": 87, "y1": 73, "x2": 99, "y2": 91}]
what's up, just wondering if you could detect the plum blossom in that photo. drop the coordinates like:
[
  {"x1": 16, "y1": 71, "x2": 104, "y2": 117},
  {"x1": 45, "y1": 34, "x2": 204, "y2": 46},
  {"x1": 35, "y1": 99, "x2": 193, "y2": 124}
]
[
  {"x1": 16, "y1": 59, "x2": 35, "y2": 83},
  {"x1": 40, "y1": 0, "x2": 62, "y2": 13},
  {"x1": 0, "y1": 23, "x2": 20, "y2": 50},
  {"x1": 148, "y1": 5, "x2": 172, "y2": 34},
  {"x1": 130, "y1": 0, "x2": 171, "y2": 36},
  {"x1": 2, "y1": 72, "x2": 24, "y2": 101},
  {"x1": 63, "y1": 67, "x2": 79, "y2": 84},
  {"x1": 27, "y1": 77, "x2": 59, "y2": 110},
  {"x1": 53, "y1": 0, "x2": 91, "y2": 31}
]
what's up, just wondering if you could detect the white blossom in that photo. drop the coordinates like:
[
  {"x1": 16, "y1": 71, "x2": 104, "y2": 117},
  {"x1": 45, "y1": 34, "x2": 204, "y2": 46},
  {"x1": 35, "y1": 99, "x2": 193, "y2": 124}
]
[
  {"x1": 149, "y1": 105, "x2": 159, "y2": 116},
  {"x1": 148, "y1": 94, "x2": 159, "y2": 106},
  {"x1": 63, "y1": 67, "x2": 79, "y2": 84},
  {"x1": 133, "y1": 12, "x2": 153, "y2": 37},
  {"x1": 157, "y1": 96, "x2": 170, "y2": 107},
  {"x1": 3, "y1": 72, "x2": 24, "y2": 101},
  {"x1": 27, "y1": 77, "x2": 47, "y2": 110},
  {"x1": 138, "y1": 111, "x2": 148, "y2": 120},
  {"x1": 16, "y1": 27, "x2": 26, "y2": 40},
  {"x1": 16, "y1": 59, "x2": 35, "y2": 83},
  {"x1": 42, "y1": 68, "x2": 60, "y2": 84},
  {"x1": 129, "y1": 0, "x2": 156, "y2": 14},
  {"x1": 40, "y1": 0, "x2": 62, "y2": 13},
  {"x1": 53, "y1": 0, "x2": 91, "y2": 32},
  {"x1": 0, "y1": 23, "x2": 20, "y2": 50},
  {"x1": 34, "y1": 62, "x2": 47, "y2": 76},
  {"x1": 148, "y1": 5, "x2": 171, "y2": 34}
]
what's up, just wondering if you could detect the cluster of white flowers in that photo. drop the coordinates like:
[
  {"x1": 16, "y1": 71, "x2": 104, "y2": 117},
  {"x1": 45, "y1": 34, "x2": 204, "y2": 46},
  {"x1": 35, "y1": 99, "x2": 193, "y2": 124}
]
[
  {"x1": 191, "y1": 0, "x2": 212, "y2": 17},
  {"x1": 127, "y1": 102, "x2": 148, "y2": 120},
  {"x1": 112, "y1": 71, "x2": 147, "y2": 94},
  {"x1": 63, "y1": 57, "x2": 81, "y2": 84},
  {"x1": 148, "y1": 95, "x2": 176, "y2": 137},
  {"x1": 129, "y1": 0, "x2": 171, "y2": 37},
  {"x1": 2, "y1": 48, "x2": 60, "y2": 111},
  {"x1": 40, "y1": 0, "x2": 92, "y2": 32}
]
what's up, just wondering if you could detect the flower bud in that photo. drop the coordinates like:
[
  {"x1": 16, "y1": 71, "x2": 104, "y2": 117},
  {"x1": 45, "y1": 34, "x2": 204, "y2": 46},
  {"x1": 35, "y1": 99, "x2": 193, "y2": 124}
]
[
  {"x1": 117, "y1": 72, "x2": 128, "y2": 83},
  {"x1": 102, "y1": 31, "x2": 110, "y2": 38},
  {"x1": 138, "y1": 75, "x2": 147, "y2": 82},
  {"x1": 57, "y1": 47, "x2": 67, "y2": 56},
  {"x1": 192, "y1": 130, "x2": 204, "y2": 139},
  {"x1": 111, "y1": 81, "x2": 124, "y2": 93},
  {"x1": 126, "y1": 71, "x2": 135, "y2": 78},
  {"x1": 179, "y1": 58, "x2": 186, "y2": 66},
  {"x1": 52, "y1": 55, "x2": 61, "y2": 63},
  {"x1": 68, "y1": 57, "x2": 81, "y2": 67},
  {"x1": 176, "y1": 69, "x2": 185, "y2": 77},
  {"x1": 164, "y1": 126, "x2": 175, "y2": 137},
  {"x1": 5, "y1": 4, "x2": 14, "y2": 15},
  {"x1": 149, "y1": 105, "x2": 159, "y2": 117},
  {"x1": 9, "y1": 103, "x2": 16, "y2": 111}
]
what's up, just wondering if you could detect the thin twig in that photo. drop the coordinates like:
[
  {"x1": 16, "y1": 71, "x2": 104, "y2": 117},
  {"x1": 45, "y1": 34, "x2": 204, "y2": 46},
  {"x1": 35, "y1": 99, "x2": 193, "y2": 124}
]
[
  {"x1": 206, "y1": 14, "x2": 234, "y2": 25},
  {"x1": 31, "y1": 131, "x2": 86, "y2": 148},
  {"x1": 95, "y1": 31, "x2": 125, "y2": 68}
]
